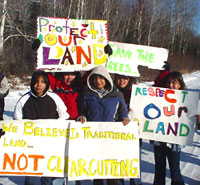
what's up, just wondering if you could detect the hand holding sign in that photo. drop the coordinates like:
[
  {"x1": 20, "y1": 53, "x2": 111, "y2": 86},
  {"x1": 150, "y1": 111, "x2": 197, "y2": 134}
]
[{"x1": 0, "y1": 128, "x2": 5, "y2": 138}]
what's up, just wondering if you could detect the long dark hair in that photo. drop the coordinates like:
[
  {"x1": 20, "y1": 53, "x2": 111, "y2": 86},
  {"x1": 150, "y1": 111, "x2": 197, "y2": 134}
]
[
  {"x1": 114, "y1": 74, "x2": 137, "y2": 91},
  {"x1": 165, "y1": 71, "x2": 186, "y2": 90},
  {"x1": 31, "y1": 71, "x2": 50, "y2": 95}
]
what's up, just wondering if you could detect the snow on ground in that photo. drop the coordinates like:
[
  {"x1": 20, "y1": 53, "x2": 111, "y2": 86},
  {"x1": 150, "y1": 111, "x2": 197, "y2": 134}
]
[{"x1": 0, "y1": 71, "x2": 200, "y2": 185}]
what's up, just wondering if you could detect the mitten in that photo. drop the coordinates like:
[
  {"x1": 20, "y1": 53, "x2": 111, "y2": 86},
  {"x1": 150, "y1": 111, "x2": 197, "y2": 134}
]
[
  {"x1": 162, "y1": 61, "x2": 170, "y2": 71},
  {"x1": 104, "y1": 44, "x2": 113, "y2": 56},
  {"x1": 32, "y1": 39, "x2": 41, "y2": 50}
]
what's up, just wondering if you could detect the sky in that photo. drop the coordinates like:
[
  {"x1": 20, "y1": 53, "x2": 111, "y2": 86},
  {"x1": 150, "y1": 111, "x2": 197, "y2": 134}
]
[{"x1": 193, "y1": 1, "x2": 200, "y2": 35}]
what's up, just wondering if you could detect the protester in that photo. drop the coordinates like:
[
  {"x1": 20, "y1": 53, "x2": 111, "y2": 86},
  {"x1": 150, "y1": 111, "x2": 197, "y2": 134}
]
[
  {"x1": 13, "y1": 70, "x2": 69, "y2": 185},
  {"x1": 48, "y1": 72, "x2": 82, "y2": 120},
  {"x1": 153, "y1": 71, "x2": 185, "y2": 185},
  {"x1": 0, "y1": 72, "x2": 9, "y2": 120},
  {"x1": 77, "y1": 65, "x2": 130, "y2": 185},
  {"x1": 114, "y1": 74, "x2": 142, "y2": 185},
  {"x1": 153, "y1": 61, "x2": 170, "y2": 87},
  {"x1": 114, "y1": 74, "x2": 137, "y2": 108}
]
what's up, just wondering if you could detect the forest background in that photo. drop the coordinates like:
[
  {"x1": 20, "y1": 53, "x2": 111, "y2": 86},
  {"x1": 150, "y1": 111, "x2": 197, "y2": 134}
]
[{"x1": 0, "y1": 0, "x2": 200, "y2": 82}]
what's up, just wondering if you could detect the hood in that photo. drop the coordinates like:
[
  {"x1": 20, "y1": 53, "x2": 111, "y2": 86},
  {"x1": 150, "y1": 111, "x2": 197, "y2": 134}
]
[{"x1": 87, "y1": 65, "x2": 113, "y2": 96}]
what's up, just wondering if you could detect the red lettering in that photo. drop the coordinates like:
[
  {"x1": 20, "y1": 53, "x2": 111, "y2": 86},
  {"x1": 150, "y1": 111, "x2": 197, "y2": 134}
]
[
  {"x1": 80, "y1": 29, "x2": 87, "y2": 37},
  {"x1": 17, "y1": 154, "x2": 28, "y2": 170},
  {"x1": 165, "y1": 89, "x2": 176, "y2": 103},
  {"x1": 3, "y1": 153, "x2": 45, "y2": 172},
  {"x1": 49, "y1": 25, "x2": 55, "y2": 32},
  {"x1": 3, "y1": 153, "x2": 16, "y2": 170},
  {"x1": 58, "y1": 35, "x2": 72, "y2": 46},
  {"x1": 76, "y1": 46, "x2": 91, "y2": 64},
  {"x1": 148, "y1": 87, "x2": 156, "y2": 96},
  {"x1": 29, "y1": 155, "x2": 45, "y2": 171}
]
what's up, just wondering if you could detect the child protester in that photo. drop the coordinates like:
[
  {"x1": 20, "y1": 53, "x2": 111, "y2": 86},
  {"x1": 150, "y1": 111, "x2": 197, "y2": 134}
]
[
  {"x1": 153, "y1": 71, "x2": 185, "y2": 185},
  {"x1": 114, "y1": 74, "x2": 137, "y2": 109},
  {"x1": 77, "y1": 65, "x2": 130, "y2": 185},
  {"x1": 13, "y1": 70, "x2": 69, "y2": 185},
  {"x1": 48, "y1": 72, "x2": 82, "y2": 120},
  {"x1": 114, "y1": 74, "x2": 141, "y2": 185}
]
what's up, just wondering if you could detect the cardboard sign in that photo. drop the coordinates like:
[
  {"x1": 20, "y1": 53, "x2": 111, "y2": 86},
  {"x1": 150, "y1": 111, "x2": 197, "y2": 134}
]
[
  {"x1": 0, "y1": 120, "x2": 139, "y2": 180},
  {"x1": 106, "y1": 42, "x2": 169, "y2": 77},
  {"x1": 36, "y1": 17, "x2": 108, "y2": 71},
  {"x1": 129, "y1": 85, "x2": 199, "y2": 145}
]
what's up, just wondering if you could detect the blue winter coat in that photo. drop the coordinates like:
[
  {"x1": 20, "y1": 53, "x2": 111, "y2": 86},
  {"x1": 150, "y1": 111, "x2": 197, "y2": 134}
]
[{"x1": 80, "y1": 65, "x2": 129, "y2": 122}]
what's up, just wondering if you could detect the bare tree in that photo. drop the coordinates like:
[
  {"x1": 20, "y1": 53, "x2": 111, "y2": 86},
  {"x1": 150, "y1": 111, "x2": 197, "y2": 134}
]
[{"x1": 0, "y1": 0, "x2": 7, "y2": 54}]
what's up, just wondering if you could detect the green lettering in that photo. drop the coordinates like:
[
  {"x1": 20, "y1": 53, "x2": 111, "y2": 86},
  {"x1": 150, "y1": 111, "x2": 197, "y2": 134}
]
[
  {"x1": 125, "y1": 64, "x2": 131, "y2": 73},
  {"x1": 181, "y1": 91, "x2": 188, "y2": 103},
  {"x1": 119, "y1": 64, "x2": 124, "y2": 72},
  {"x1": 115, "y1": 48, "x2": 122, "y2": 58},
  {"x1": 179, "y1": 123, "x2": 189, "y2": 136},
  {"x1": 149, "y1": 53, "x2": 154, "y2": 63},
  {"x1": 143, "y1": 120, "x2": 154, "y2": 132},
  {"x1": 135, "y1": 87, "x2": 142, "y2": 95}
]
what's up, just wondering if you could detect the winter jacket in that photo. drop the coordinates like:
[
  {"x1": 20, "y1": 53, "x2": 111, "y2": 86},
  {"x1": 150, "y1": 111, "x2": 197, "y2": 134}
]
[
  {"x1": 152, "y1": 70, "x2": 183, "y2": 152},
  {"x1": 0, "y1": 73, "x2": 9, "y2": 117},
  {"x1": 80, "y1": 65, "x2": 129, "y2": 122},
  {"x1": 48, "y1": 73, "x2": 82, "y2": 120},
  {"x1": 153, "y1": 70, "x2": 170, "y2": 88},
  {"x1": 13, "y1": 91, "x2": 69, "y2": 120}
]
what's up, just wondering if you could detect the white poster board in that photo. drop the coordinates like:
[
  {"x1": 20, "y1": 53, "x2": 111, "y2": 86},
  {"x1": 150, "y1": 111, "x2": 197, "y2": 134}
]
[
  {"x1": 106, "y1": 41, "x2": 169, "y2": 77},
  {"x1": 68, "y1": 121, "x2": 140, "y2": 181},
  {"x1": 36, "y1": 17, "x2": 109, "y2": 71},
  {"x1": 129, "y1": 85, "x2": 199, "y2": 145},
  {"x1": 0, "y1": 120, "x2": 139, "y2": 180}
]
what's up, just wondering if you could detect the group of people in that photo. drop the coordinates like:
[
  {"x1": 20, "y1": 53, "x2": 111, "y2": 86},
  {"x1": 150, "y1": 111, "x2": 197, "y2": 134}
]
[
  {"x1": 0, "y1": 57, "x2": 199, "y2": 185},
  {"x1": 13, "y1": 65, "x2": 131, "y2": 185}
]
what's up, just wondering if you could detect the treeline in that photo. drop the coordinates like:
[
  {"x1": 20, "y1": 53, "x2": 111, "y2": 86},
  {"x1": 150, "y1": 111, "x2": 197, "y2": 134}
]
[{"x1": 0, "y1": 0, "x2": 200, "y2": 77}]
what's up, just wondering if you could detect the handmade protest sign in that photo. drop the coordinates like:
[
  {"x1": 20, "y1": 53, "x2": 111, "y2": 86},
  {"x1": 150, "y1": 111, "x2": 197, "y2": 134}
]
[
  {"x1": 0, "y1": 120, "x2": 71, "y2": 177},
  {"x1": 0, "y1": 120, "x2": 139, "y2": 180},
  {"x1": 129, "y1": 85, "x2": 199, "y2": 145},
  {"x1": 68, "y1": 121, "x2": 139, "y2": 181},
  {"x1": 106, "y1": 41, "x2": 169, "y2": 77},
  {"x1": 36, "y1": 17, "x2": 108, "y2": 71}
]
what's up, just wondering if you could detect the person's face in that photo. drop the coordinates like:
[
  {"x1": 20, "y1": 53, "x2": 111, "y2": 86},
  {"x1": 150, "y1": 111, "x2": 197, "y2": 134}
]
[
  {"x1": 167, "y1": 79, "x2": 181, "y2": 90},
  {"x1": 115, "y1": 75, "x2": 130, "y2": 89},
  {"x1": 34, "y1": 76, "x2": 47, "y2": 97},
  {"x1": 63, "y1": 74, "x2": 76, "y2": 86},
  {"x1": 93, "y1": 75, "x2": 106, "y2": 90}
]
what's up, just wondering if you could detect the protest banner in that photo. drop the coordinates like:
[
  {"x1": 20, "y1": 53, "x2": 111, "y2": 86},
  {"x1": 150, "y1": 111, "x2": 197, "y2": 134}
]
[
  {"x1": 0, "y1": 120, "x2": 139, "y2": 180},
  {"x1": 129, "y1": 85, "x2": 199, "y2": 145},
  {"x1": 0, "y1": 120, "x2": 71, "y2": 177},
  {"x1": 36, "y1": 17, "x2": 109, "y2": 72},
  {"x1": 106, "y1": 41, "x2": 169, "y2": 77},
  {"x1": 68, "y1": 121, "x2": 139, "y2": 181}
]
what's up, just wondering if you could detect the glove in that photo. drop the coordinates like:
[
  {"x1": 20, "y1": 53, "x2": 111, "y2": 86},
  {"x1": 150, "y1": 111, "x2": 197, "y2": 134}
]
[
  {"x1": 32, "y1": 39, "x2": 41, "y2": 50},
  {"x1": 0, "y1": 128, "x2": 5, "y2": 138},
  {"x1": 104, "y1": 44, "x2": 113, "y2": 56},
  {"x1": 162, "y1": 61, "x2": 170, "y2": 71}
]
